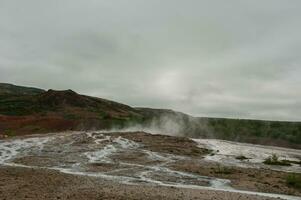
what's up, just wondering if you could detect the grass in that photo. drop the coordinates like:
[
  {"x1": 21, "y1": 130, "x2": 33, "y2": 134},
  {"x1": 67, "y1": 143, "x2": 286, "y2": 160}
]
[
  {"x1": 63, "y1": 113, "x2": 79, "y2": 120},
  {"x1": 214, "y1": 165, "x2": 234, "y2": 175},
  {"x1": 4, "y1": 129, "x2": 16, "y2": 137},
  {"x1": 286, "y1": 174, "x2": 301, "y2": 189},
  {"x1": 263, "y1": 154, "x2": 292, "y2": 166}
]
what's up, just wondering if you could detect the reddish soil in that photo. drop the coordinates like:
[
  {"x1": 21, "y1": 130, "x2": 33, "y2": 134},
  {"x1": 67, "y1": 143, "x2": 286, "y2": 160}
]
[{"x1": 0, "y1": 115, "x2": 78, "y2": 136}]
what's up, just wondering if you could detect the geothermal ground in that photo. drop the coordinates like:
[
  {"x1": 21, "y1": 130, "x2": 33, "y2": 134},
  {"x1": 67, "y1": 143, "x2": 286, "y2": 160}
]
[{"x1": 0, "y1": 131, "x2": 301, "y2": 200}]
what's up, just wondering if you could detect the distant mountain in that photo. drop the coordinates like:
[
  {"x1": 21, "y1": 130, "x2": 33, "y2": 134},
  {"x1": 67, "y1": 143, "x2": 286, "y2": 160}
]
[
  {"x1": 0, "y1": 83, "x2": 45, "y2": 96},
  {"x1": 0, "y1": 83, "x2": 301, "y2": 149}
]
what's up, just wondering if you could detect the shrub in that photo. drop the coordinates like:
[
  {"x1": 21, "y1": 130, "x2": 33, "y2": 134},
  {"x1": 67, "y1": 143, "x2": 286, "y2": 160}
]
[
  {"x1": 214, "y1": 165, "x2": 233, "y2": 174},
  {"x1": 286, "y1": 174, "x2": 301, "y2": 189},
  {"x1": 263, "y1": 154, "x2": 291, "y2": 166},
  {"x1": 235, "y1": 155, "x2": 249, "y2": 160}
]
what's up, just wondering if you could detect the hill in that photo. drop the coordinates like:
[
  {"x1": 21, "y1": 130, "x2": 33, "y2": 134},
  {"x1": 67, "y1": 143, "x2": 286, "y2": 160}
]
[
  {"x1": 0, "y1": 84, "x2": 143, "y2": 135},
  {"x1": 136, "y1": 108, "x2": 301, "y2": 149},
  {"x1": 0, "y1": 83, "x2": 301, "y2": 149},
  {"x1": 0, "y1": 83, "x2": 45, "y2": 96}
]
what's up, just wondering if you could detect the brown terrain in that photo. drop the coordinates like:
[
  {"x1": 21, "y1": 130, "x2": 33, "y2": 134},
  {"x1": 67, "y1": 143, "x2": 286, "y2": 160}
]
[
  {"x1": 0, "y1": 166, "x2": 278, "y2": 200},
  {"x1": 170, "y1": 159, "x2": 301, "y2": 196}
]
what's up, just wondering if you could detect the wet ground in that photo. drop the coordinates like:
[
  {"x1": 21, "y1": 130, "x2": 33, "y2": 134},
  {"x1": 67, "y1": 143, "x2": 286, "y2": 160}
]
[
  {"x1": 194, "y1": 139, "x2": 301, "y2": 173},
  {"x1": 0, "y1": 131, "x2": 300, "y2": 200}
]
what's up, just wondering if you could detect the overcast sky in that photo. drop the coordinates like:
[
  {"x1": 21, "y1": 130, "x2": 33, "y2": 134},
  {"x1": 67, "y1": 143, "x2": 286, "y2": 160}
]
[{"x1": 1, "y1": 0, "x2": 301, "y2": 121}]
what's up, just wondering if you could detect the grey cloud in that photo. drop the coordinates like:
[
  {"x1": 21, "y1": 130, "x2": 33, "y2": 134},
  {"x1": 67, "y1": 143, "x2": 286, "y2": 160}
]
[{"x1": 0, "y1": 0, "x2": 301, "y2": 121}]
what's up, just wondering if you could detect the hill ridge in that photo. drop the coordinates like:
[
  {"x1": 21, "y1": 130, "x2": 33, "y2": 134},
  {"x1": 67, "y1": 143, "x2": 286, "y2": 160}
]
[{"x1": 0, "y1": 83, "x2": 301, "y2": 149}]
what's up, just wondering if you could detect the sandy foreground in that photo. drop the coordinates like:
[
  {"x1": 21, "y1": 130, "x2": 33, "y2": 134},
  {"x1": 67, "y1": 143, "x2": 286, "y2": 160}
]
[{"x1": 0, "y1": 166, "x2": 277, "y2": 200}]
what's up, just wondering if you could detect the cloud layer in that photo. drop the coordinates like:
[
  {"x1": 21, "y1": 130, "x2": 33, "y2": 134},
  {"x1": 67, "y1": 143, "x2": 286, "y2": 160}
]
[{"x1": 1, "y1": 0, "x2": 301, "y2": 121}]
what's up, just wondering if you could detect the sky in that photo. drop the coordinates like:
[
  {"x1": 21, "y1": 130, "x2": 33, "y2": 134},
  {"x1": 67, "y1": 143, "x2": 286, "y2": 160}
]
[{"x1": 0, "y1": 0, "x2": 301, "y2": 121}]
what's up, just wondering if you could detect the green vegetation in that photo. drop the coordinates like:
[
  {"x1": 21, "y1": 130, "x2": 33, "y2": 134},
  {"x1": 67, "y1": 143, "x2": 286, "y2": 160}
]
[
  {"x1": 206, "y1": 118, "x2": 301, "y2": 146},
  {"x1": 283, "y1": 160, "x2": 301, "y2": 166},
  {"x1": 263, "y1": 154, "x2": 292, "y2": 166},
  {"x1": 235, "y1": 155, "x2": 249, "y2": 160},
  {"x1": 0, "y1": 83, "x2": 44, "y2": 96},
  {"x1": 214, "y1": 165, "x2": 234, "y2": 175},
  {"x1": 63, "y1": 113, "x2": 79, "y2": 120},
  {"x1": 22, "y1": 125, "x2": 46, "y2": 132},
  {"x1": 0, "y1": 96, "x2": 35, "y2": 115},
  {"x1": 4, "y1": 129, "x2": 16, "y2": 137},
  {"x1": 286, "y1": 174, "x2": 301, "y2": 189}
]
